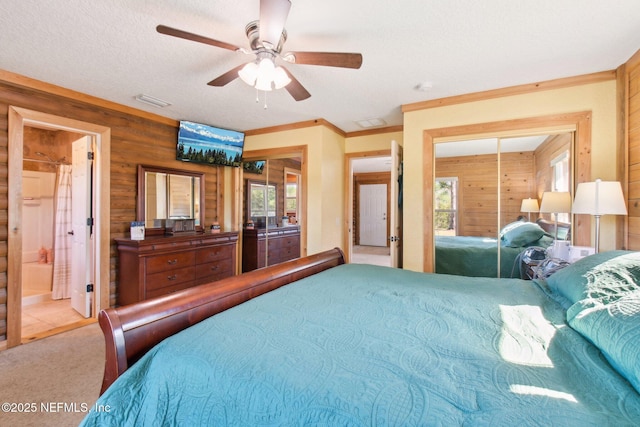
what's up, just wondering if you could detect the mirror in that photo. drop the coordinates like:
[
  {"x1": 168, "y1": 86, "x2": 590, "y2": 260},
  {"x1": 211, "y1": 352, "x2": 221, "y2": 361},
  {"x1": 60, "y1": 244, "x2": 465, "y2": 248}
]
[
  {"x1": 434, "y1": 133, "x2": 572, "y2": 278},
  {"x1": 247, "y1": 179, "x2": 277, "y2": 228},
  {"x1": 137, "y1": 164, "x2": 204, "y2": 229}
]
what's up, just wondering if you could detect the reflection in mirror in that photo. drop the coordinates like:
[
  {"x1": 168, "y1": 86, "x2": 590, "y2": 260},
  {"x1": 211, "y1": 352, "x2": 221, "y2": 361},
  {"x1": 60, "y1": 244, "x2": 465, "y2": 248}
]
[
  {"x1": 248, "y1": 180, "x2": 277, "y2": 228},
  {"x1": 434, "y1": 133, "x2": 572, "y2": 278},
  {"x1": 137, "y1": 165, "x2": 204, "y2": 229},
  {"x1": 168, "y1": 174, "x2": 199, "y2": 220}
]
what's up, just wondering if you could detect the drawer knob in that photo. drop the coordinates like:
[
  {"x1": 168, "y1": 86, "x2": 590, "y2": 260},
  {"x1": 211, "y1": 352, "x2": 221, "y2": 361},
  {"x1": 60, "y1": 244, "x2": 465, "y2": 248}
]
[
  {"x1": 167, "y1": 259, "x2": 178, "y2": 265},
  {"x1": 210, "y1": 265, "x2": 219, "y2": 271},
  {"x1": 167, "y1": 274, "x2": 177, "y2": 281}
]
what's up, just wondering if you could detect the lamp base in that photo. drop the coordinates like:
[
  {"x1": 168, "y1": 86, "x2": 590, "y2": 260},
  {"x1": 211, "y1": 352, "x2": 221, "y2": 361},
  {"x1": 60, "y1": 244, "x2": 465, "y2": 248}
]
[{"x1": 594, "y1": 215, "x2": 601, "y2": 253}]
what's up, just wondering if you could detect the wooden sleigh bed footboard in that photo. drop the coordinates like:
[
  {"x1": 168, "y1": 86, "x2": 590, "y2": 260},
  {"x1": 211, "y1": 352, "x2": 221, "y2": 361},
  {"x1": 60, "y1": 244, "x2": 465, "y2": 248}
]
[{"x1": 99, "y1": 247, "x2": 345, "y2": 395}]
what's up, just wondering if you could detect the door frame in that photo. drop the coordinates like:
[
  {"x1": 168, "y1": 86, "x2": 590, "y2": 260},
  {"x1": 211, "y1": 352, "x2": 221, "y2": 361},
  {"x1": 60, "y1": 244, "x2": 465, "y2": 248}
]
[
  {"x1": 344, "y1": 149, "x2": 392, "y2": 264},
  {"x1": 6, "y1": 106, "x2": 110, "y2": 348}
]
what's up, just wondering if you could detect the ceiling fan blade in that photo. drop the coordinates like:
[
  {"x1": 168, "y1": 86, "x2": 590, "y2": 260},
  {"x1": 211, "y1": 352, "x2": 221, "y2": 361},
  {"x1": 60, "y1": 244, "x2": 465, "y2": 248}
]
[
  {"x1": 286, "y1": 52, "x2": 363, "y2": 69},
  {"x1": 260, "y1": 0, "x2": 291, "y2": 49},
  {"x1": 207, "y1": 64, "x2": 245, "y2": 87},
  {"x1": 282, "y1": 68, "x2": 311, "y2": 101},
  {"x1": 157, "y1": 25, "x2": 240, "y2": 51}
]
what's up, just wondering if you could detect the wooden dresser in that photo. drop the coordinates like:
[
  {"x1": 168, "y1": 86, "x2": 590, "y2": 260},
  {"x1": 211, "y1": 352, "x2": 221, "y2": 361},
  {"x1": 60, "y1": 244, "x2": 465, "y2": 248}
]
[
  {"x1": 242, "y1": 226, "x2": 300, "y2": 272},
  {"x1": 116, "y1": 231, "x2": 238, "y2": 306}
]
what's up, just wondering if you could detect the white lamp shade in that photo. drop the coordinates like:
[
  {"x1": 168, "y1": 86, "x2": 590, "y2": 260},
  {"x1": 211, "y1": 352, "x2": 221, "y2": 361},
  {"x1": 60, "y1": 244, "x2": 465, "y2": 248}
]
[
  {"x1": 238, "y1": 62, "x2": 259, "y2": 86},
  {"x1": 572, "y1": 179, "x2": 627, "y2": 215},
  {"x1": 539, "y1": 191, "x2": 572, "y2": 214},
  {"x1": 520, "y1": 198, "x2": 539, "y2": 213},
  {"x1": 272, "y1": 66, "x2": 291, "y2": 89}
]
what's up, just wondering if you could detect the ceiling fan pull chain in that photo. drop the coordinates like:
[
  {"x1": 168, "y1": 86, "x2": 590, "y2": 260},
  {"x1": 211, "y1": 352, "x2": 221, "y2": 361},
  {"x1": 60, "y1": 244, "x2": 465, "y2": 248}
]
[
  {"x1": 255, "y1": 88, "x2": 260, "y2": 103},
  {"x1": 264, "y1": 91, "x2": 268, "y2": 109}
]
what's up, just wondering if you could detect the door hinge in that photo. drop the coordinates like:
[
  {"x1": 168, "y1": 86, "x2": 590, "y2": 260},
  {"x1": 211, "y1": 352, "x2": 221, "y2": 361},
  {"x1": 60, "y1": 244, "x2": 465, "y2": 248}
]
[
  {"x1": 86, "y1": 284, "x2": 94, "y2": 293},
  {"x1": 87, "y1": 151, "x2": 94, "y2": 160},
  {"x1": 87, "y1": 217, "x2": 94, "y2": 226}
]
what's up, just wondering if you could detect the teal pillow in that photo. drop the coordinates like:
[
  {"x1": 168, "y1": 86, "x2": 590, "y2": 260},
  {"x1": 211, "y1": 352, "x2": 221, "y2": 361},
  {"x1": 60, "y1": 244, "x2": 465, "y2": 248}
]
[
  {"x1": 550, "y1": 250, "x2": 640, "y2": 394},
  {"x1": 567, "y1": 290, "x2": 640, "y2": 394},
  {"x1": 500, "y1": 222, "x2": 546, "y2": 247},
  {"x1": 546, "y1": 251, "x2": 640, "y2": 305}
]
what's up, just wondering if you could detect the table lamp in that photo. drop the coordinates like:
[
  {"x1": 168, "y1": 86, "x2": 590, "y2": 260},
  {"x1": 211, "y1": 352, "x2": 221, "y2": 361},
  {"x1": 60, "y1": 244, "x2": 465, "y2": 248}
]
[
  {"x1": 539, "y1": 191, "x2": 571, "y2": 240},
  {"x1": 571, "y1": 179, "x2": 627, "y2": 253},
  {"x1": 520, "y1": 198, "x2": 539, "y2": 222}
]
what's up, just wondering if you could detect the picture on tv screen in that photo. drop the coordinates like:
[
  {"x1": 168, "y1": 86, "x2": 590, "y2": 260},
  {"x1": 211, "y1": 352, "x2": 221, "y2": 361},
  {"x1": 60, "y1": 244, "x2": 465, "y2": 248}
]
[{"x1": 177, "y1": 120, "x2": 245, "y2": 167}]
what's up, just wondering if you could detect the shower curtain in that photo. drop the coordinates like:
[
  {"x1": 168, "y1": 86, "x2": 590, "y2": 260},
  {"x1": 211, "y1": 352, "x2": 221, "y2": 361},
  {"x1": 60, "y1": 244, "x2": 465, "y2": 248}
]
[{"x1": 52, "y1": 164, "x2": 72, "y2": 300}]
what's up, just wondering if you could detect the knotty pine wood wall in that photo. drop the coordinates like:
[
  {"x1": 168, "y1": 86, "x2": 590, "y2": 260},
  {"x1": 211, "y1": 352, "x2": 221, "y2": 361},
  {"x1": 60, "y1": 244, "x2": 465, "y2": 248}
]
[
  {"x1": 534, "y1": 133, "x2": 572, "y2": 219},
  {"x1": 0, "y1": 79, "x2": 223, "y2": 340},
  {"x1": 434, "y1": 135, "x2": 572, "y2": 238},
  {"x1": 436, "y1": 152, "x2": 535, "y2": 237},
  {"x1": 626, "y1": 50, "x2": 640, "y2": 249}
]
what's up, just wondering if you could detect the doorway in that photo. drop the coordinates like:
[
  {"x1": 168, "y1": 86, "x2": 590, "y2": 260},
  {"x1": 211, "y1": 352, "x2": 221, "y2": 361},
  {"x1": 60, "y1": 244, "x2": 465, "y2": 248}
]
[
  {"x1": 7, "y1": 107, "x2": 111, "y2": 348},
  {"x1": 346, "y1": 141, "x2": 402, "y2": 268}
]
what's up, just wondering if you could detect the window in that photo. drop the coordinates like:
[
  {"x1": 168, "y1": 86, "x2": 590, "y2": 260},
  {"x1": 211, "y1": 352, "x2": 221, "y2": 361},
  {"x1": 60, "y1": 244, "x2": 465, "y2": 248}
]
[
  {"x1": 286, "y1": 182, "x2": 297, "y2": 213},
  {"x1": 434, "y1": 177, "x2": 458, "y2": 236},
  {"x1": 284, "y1": 169, "x2": 300, "y2": 224},
  {"x1": 551, "y1": 151, "x2": 570, "y2": 222},
  {"x1": 250, "y1": 182, "x2": 276, "y2": 219}
]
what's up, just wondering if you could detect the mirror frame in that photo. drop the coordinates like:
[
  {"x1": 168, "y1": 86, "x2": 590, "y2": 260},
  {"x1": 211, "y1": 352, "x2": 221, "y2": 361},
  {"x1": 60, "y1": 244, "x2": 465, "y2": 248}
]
[
  {"x1": 136, "y1": 164, "x2": 205, "y2": 233},
  {"x1": 423, "y1": 111, "x2": 592, "y2": 272}
]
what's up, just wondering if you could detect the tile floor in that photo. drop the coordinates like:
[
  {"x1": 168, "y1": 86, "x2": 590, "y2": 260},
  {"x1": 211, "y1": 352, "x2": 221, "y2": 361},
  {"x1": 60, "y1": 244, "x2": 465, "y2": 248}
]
[
  {"x1": 351, "y1": 245, "x2": 391, "y2": 266},
  {"x1": 22, "y1": 298, "x2": 87, "y2": 339}
]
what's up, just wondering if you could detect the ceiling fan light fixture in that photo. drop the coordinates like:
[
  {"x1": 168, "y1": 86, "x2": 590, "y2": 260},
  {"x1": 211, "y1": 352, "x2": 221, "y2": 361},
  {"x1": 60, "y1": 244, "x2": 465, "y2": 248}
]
[
  {"x1": 238, "y1": 62, "x2": 259, "y2": 86},
  {"x1": 254, "y1": 58, "x2": 276, "y2": 91},
  {"x1": 255, "y1": 74, "x2": 273, "y2": 91},
  {"x1": 241, "y1": 57, "x2": 290, "y2": 92},
  {"x1": 272, "y1": 66, "x2": 291, "y2": 89}
]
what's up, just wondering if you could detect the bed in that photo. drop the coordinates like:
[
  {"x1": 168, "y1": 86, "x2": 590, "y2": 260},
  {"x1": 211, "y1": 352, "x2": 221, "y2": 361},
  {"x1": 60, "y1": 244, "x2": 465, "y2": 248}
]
[
  {"x1": 435, "y1": 220, "x2": 562, "y2": 278},
  {"x1": 82, "y1": 248, "x2": 640, "y2": 426}
]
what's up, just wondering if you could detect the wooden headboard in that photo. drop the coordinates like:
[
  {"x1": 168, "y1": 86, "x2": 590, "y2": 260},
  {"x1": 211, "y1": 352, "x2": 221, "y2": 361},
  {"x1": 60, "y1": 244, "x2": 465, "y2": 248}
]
[
  {"x1": 536, "y1": 218, "x2": 571, "y2": 240},
  {"x1": 99, "y1": 247, "x2": 345, "y2": 394}
]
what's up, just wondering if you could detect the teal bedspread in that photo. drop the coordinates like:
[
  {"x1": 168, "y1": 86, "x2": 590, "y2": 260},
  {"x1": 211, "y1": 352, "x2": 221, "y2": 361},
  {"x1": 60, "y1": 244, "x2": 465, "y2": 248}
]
[
  {"x1": 435, "y1": 235, "x2": 552, "y2": 278},
  {"x1": 81, "y1": 264, "x2": 640, "y2": 426}
]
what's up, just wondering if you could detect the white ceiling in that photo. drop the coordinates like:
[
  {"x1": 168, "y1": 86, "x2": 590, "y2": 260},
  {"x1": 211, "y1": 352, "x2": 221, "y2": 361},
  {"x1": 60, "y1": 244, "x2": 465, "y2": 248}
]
[
  {"x1": 352, "y1": 134, "x2": 551, "y2": 172},
  {"x1": 435, "y1": 135, "x2": 551, "y2": 157},
  {"x1": 1, "y1": 1, "x2": 640, "y2": 134}
]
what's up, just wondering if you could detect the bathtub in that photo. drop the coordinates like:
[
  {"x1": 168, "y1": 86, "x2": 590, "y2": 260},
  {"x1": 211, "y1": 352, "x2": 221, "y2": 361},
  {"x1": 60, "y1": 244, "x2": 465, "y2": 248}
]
[{"x1": 22, "y1": 262, "x2": 53, "y2": 305}]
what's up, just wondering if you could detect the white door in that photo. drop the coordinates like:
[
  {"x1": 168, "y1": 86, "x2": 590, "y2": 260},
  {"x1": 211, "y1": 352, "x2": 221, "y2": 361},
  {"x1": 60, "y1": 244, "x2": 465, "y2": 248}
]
[
  {"x1": 390, "y1": 140, "x2": 403, "y2": 268},
  {"x1": 359, "y1": 183, "x2": 387, "y2": 246},
  {"x1": 70, "y1": 136, "x2": 93, "y2": 317}
]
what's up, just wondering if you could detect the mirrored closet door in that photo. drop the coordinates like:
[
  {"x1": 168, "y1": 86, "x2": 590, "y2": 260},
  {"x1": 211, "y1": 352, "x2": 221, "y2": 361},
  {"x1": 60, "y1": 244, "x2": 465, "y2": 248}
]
[{"x1": 433, "y1": 132, "x2": 572, "y2": 278}]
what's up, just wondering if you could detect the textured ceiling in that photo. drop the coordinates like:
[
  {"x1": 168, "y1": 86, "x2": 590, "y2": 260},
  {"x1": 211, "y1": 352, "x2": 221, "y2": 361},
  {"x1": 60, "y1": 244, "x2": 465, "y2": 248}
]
[{"x1": 1, "y1": 0, "x2": 640, "y2": 134}]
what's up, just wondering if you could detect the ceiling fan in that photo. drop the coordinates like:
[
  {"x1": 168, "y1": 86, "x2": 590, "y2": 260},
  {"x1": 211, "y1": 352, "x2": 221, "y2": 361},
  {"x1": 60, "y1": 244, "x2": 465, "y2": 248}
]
[{"x1": 157, "y1": 0, "x2": 363, "y2": 101}]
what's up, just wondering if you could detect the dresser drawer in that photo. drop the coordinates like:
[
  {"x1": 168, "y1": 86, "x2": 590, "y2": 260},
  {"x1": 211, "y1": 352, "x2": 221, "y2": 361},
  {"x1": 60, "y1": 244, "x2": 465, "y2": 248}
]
[
  {"x1": 145, "y1": 280, "x2": 194, "y2": 299},
  {"x1": 196, "y1": 245, "x2": 233, "y2": 264},
  {"x1": 281, "y1": 236, "x2": 299, "y2": 248},
  {"x1": 116, "y1": 232, "x2": 238, "y2": 305},
  {"x1": 146, "y1": 266, "x2": 195, "y2": 291},
  {"x1": 146, "y1": 251, "x2": 195, "y2": 274},
  {"x1": 195, "y1": 262, "x2": 234, "y2": 284},
  {"x1": 280, "y1": 244, "x2": 300, "y2": 260}
]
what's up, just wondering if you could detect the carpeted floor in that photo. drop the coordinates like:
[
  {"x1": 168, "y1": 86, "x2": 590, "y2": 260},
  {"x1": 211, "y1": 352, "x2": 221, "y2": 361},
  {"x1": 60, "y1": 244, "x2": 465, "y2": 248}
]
[{"x1": 0, "y1": 323, "x2": 104, "y2": 427}]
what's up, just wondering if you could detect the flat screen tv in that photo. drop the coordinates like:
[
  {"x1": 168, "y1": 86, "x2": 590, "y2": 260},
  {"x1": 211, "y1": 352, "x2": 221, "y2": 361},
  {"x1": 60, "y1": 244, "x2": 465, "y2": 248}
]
[{"x1": 177, "y1": 120, "x2": 245, "y2": 167}]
